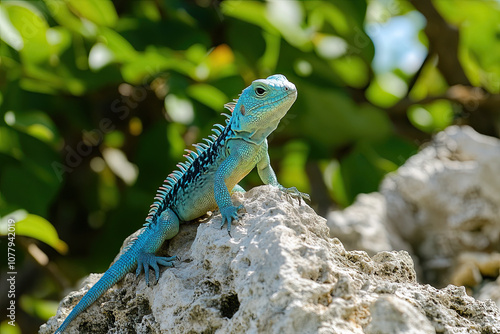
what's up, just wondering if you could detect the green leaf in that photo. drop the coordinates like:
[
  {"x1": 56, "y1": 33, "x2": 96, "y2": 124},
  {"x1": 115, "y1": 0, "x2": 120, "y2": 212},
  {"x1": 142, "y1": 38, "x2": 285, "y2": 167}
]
[
  {"x1": 98, "y1": 27, "x2": 138, "y2": 63},
  {"x1": 221, "y1": 1, "x2": 279, "y2": 35},
  {"x1": 435, "y1": 0, "x2": 500, "y2": 92},
  {"x1": 0, "y1": 126, "x2": 22, "y2": 159},
  {"x1": 330, "y1": 56, "x2": 369, "y2": 88},
  {"x1": 408, "y1": 100, "x2": 453, "y2": 133},
  {"x1": 3, "y1": 110, "x2": 60, "y2": 145},
  {"x1": 325, "y1": 159, "x2": 349, "y2": 207},
  {"x1": 319, "y1": 1, "x2": 374, "y2": 62},
  {"x1": 1, "y1": 161, "x2": 60, "y2": 217},
  {"x1": 187, "y1": 84, "x2": 228, "y2": 111},
  {"x1": 66, "y1": 0, "x2": 118, "y2": 27},
  {"x1": 20, "y1": 295, "x2": 59, "y2": 321},
  {"x1": 339, "y1": 145, "x2": 387, "y2": 204},
  {"x1": 293, "y1": 81, "x2": 391, "y2": 148},
  {"x1": 4, "y1": 3, "x2": 52, "y2": 64},
  {"x1": 0, "y1": 210, "x2": 68, "y2": 254},
  {"x1": 0, "y1": 320, "x2": 21, "y2": 334},
  {"x1": 365, "y1": 73, "x2": 406, "y2": 108},
  {"x1": 409, "y1": 61, "x2": 448, "y2": 100},
  {"x1": 46, "y1": 26, "x2": 72, "y2": 55},
  {"x1": 43, "y1": 0, "x2": 88, "y2": 36},
  {"x1": 121, "y1": 47, "x2": 195, "y2": 84},
  {"x1": 0, "y1": 4, "x2": 23, "y2": 51},
  {"x1": 279, "y1": 140, "x2": 310, "y2": 194}
]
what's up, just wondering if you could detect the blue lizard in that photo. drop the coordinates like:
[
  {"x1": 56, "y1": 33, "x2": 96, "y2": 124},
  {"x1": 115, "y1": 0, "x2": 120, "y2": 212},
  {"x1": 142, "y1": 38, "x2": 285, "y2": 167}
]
[{"x1": 54, "y1": 74, "x2": 309, "y2": 333}]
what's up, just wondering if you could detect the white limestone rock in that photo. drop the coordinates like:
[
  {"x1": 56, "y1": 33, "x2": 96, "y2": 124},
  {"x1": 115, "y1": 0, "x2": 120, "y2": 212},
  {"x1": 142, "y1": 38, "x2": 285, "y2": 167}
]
[
  {"x1": 383, "y1": 126, "x2": 500, "y2": 265},
  {"x1": 477, "y1": 277, "x2": 500, "y2": 309},
  {"x1": 326, "y1": 193, "x2": 411, "y2": 256},
  {"x1": 41, "y1": 185, "x2": 500, "y2": 334},
  {"x1": 327, "y1": 126, "x2": 500, "y2": 292},
  {"x1": 365, "y1": 295, "x2": 436, "y2": 334}
]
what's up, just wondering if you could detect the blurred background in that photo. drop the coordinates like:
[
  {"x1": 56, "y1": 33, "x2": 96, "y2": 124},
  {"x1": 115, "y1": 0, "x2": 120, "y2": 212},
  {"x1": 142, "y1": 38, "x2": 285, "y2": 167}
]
[{"x1": 1, "y1": 0, "x2": 500, "y2": 332}]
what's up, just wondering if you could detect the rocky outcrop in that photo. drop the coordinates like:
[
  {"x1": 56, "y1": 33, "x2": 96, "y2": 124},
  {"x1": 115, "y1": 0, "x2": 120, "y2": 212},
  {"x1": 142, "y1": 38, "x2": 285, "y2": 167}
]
[
  {"x1": 41, "y1": 185, "x2": 500, "y2": 333},
  {"x1": 327, "y1": 126, "x2": 500, "y2": 304}
]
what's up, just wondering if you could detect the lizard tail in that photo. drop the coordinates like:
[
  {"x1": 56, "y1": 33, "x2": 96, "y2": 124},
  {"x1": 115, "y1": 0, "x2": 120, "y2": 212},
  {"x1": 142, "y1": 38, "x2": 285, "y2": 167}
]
[{"x1": 54, "y1": 252, "x2": 136, "y2": 333}]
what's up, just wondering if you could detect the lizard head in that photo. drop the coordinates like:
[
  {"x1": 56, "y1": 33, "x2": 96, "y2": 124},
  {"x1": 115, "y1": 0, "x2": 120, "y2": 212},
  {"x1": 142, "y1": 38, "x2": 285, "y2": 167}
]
[{"x1": 229, "y1": 74, "x2": 297, "y2": 144}]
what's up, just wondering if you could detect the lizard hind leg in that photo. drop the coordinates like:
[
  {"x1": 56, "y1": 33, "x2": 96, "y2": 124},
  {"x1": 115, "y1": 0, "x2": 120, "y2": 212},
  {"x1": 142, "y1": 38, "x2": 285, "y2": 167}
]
[
  {"x1": 135, "y1": 208, "x2": 180, "y2": 286},
  {"x1": 136, "y1": 253, "x2": 177, "y2": 285}
]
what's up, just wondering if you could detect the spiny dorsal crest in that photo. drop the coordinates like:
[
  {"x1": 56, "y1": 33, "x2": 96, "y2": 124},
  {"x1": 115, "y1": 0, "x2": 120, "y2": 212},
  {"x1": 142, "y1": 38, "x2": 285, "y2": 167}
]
[
  {"x1": 224, "y1": 102, "x2": 236, "y2": 113},
  {"x1": 145, "y1": 114, "x2": 232, "y2": 225}
]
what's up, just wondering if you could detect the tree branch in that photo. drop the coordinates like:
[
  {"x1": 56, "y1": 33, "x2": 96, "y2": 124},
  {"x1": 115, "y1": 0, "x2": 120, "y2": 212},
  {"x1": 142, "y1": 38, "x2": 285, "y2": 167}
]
[
  {"x1": 388, "y1": 85, "x2": 500, "y2": 116},
  {"x1": 410, "y1": 0, "x2": 470, "y2": 86}
]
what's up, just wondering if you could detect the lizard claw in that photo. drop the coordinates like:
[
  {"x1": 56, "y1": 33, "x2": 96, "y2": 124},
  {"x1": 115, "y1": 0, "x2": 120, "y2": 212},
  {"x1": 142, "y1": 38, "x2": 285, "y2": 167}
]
[
  {"x1": 220, "y1": 204, "x2": 244, "y2": 236},
  {"x1": 136, "y1": 253, "x2": 178, "y2": 286},
  {"x1": 279, "y1": 185, "x2": 310, "y2": 205}
]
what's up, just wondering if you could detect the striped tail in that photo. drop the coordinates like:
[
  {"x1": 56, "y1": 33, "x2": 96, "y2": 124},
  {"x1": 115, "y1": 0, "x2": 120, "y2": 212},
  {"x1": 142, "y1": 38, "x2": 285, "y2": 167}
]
[{"x1": 54, "y1": 253, "x2": 136, "y2": 333}]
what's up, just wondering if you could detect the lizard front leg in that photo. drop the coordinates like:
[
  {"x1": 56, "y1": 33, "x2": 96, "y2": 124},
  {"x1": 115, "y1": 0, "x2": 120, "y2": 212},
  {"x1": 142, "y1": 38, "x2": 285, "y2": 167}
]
[
  {"x1": 214, "y1": 153, "x2": 245, "y2": 235},
  {"x1": 257, "y1": 150, "x2": 310, "y2": 203}
]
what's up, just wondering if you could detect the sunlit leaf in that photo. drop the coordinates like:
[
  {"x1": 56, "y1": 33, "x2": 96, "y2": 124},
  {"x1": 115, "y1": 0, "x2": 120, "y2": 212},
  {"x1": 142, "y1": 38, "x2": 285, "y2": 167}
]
[
  {"x1": 4, "y1": 3, "x2": 52, "y2": 64},
  {"x1": 435, "y1": 0, "x2": 500, "y2": 92},
  {"x1": 186, "y1": 44, "x2": 208, "y2": 63},
  {"x1": 319, "y1": 1, "x2": 374, "y2": 62},
  {"x1": 365, "y1": 74, "x2": 403, "y2": 108},
  {"x1": 0, "y1": 4, "x2": 23, "y2": 51},
  {"x1": 221, "y1": 1, "x2": 279, "y2": 35},
  {"x1": 98, "y1": 27, "x2": 138, "y2": 62},
  {"x1": 66, "y1": 0, "x2": 118, "y2": 27},
  {"x1": 104, "y1": 130, "x2": 125, "y2": 148},
  {"x1": 0, "y1": 210, "x2": 68, "y2": 254},
  {"x1": 98, "y1": 161, "x2": 121, "y2": 208},
  {"x1": 0, "y1": 126, "x2": 22, "y2": 159},
  {"x1": 3, "y1": 110, "x2": 60, "y2": 145},
  {"x1": 46, "y1": 26, "x2": 72, "y2": 55},
  {"x1": 187, "y1": 84, "x2": 228, "y2": 111},
  {"x1": 324, "y1": 159, "x2": 349, "y2": 207},
  {"x1": 330, "y1": 56, "x2": 369, "y2": 88},
  {"x1": 121, "y1": 47, "x2": 195, "y2": 84},
  {"x1": 0, "y1": 320, "x2": 21, "y2": 334},
  {"x1": 409, "y1": 60, "x2": 448, "y2": 100},
  {"x1": 20, "y1": 295, "x2": 59, "y2": 321},
  {"x1": 408, "y1": 100, "x2": 453, "y2": 133},
  {"x1": 44, "y1": 0, "x2": 88, "y2": 36},
  {"x1": 279, "y1": 140, "x2": 310, "y2": 194},
  {"x1": 267, "y1": 1, "x2": 312, "y2": 50}
]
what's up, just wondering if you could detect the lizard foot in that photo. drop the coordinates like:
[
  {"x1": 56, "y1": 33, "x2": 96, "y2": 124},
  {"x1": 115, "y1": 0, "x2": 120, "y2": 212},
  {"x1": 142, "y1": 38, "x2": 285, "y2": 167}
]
[
  {"x1": 136, "y1": 253, "x2": 178, "y2": 286},
  {"x1": 220, "y1": 204, "x2": 244, "y2": 237},
  {"x1": 279, "y1": 185, "x2": 310, "y2": 205}
]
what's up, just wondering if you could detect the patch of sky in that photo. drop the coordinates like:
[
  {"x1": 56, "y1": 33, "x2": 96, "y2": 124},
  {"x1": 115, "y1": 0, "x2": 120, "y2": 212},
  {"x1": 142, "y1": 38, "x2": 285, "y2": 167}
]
[{"x1": 366, "y1": 10, "x2": 427, "y2": 75}]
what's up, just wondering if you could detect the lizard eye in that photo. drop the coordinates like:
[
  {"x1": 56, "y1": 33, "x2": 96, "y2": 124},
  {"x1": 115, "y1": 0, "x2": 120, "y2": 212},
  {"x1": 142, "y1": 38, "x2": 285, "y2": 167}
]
[{"x1": 255, "y1": 87, "x2": 266, "y2": 96}]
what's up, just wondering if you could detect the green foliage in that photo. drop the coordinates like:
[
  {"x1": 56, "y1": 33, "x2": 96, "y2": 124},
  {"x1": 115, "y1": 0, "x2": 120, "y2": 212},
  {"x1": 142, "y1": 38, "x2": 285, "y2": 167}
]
[
  {"x1": 0, "y1": 210, "x2": 67, "y2": 253},
  {"x1": 0, "y1": 0, "x2": 498, "y2": 331}
]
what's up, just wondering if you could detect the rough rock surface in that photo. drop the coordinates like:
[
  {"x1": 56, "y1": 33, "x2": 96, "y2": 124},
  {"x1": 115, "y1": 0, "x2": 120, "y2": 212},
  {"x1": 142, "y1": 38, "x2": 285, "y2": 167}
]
[
  {"x1": 41, "y1": 185, "x2": 500, "y2": 334},
  {"x1": 327, "y1": 126, "x2": 500, "y2": 294}
]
